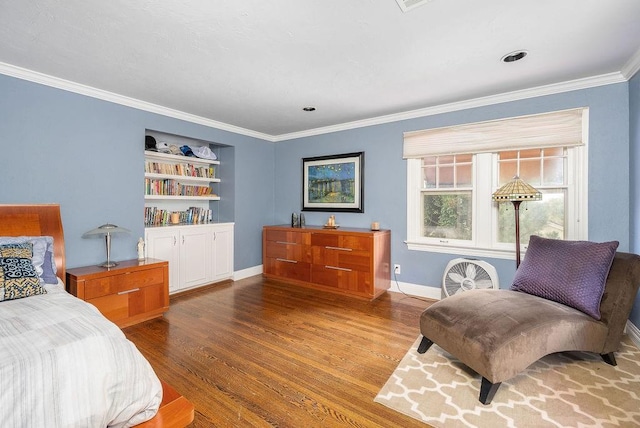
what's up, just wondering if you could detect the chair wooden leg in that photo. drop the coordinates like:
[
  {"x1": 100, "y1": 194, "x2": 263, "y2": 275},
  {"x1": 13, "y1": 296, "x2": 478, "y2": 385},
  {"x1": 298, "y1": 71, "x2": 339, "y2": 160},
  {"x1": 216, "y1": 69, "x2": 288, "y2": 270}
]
[
  {"x1": 601, "y1": 352, "x2": 617, "y2": 366},
  {"x1": 417, "y1": 336, "x2": 433, "y2": 354},
  {"x1": 479, "y1": 378, "x2": 501, "y2": 405}
]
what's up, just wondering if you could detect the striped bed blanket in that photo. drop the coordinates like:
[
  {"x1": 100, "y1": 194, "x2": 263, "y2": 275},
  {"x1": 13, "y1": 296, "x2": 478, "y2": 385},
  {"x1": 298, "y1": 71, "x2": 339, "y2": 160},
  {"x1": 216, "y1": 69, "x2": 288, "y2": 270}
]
[{"x1": 0, "y1": 282, "x2": 162, "y2": 427}]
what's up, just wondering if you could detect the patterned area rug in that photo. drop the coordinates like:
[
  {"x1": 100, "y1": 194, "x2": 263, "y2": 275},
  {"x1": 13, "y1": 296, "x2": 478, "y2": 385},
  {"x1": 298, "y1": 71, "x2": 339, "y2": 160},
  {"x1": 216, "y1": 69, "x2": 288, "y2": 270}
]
[{"x1": 375, "y1": 336, "x2": 640, "y2": 427}]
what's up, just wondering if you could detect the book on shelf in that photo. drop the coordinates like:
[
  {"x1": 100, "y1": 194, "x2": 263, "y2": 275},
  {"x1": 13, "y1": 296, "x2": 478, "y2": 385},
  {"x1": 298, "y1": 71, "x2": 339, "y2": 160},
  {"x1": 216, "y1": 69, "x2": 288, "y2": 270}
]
[
  {"x1": 145, "y1": 161, "x2": 215, "y2": 179},
  {"x1": 144, "y1": 206, "x2": 213, "y2": 227},
  {"x1": 144, "y1": 178, "x2": 216, "y2": 197}
]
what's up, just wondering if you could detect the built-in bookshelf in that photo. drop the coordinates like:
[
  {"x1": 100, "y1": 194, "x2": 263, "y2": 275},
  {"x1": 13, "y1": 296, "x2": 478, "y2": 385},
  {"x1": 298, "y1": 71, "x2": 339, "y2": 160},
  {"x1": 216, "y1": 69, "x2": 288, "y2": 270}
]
[
  {"x1": 144, "y1": 131, "x2": 222, "y2": 227},
  {"x1": 144, "y1": 151, "x2": 220, "y2": 201}
]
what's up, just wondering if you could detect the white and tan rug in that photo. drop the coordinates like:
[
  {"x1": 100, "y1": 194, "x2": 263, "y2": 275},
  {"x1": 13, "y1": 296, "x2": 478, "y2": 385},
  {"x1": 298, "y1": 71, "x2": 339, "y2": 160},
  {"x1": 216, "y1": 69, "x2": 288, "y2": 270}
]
[{"x1": 375, "y1": 336, "x2": 640, "y2": 427}]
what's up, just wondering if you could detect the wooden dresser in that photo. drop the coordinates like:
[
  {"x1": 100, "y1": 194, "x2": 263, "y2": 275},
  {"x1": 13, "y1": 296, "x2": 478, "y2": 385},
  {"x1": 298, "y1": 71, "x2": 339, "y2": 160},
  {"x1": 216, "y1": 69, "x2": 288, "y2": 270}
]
[
  {"x1": 263, "y1": 225, "x2": 391, "y2": 299},
  {"x1": 67, "y1": 258, "x2": 169, "y2": 328}
]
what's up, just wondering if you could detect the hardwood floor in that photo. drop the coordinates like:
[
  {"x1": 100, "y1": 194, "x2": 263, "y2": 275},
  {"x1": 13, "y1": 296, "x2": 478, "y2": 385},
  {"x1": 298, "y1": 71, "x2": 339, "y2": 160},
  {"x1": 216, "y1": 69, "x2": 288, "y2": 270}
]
[{"x1": 124, "y1": 275, "x2": 434, "y2": 427}]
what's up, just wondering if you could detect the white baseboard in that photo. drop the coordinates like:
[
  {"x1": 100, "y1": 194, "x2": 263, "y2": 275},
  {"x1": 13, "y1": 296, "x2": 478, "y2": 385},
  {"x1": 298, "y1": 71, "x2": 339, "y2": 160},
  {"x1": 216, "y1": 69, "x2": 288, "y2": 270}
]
[
  {"x1": 233, "y1": 265, "x2": 263, "y2": 281},
  {"x1": 388, "y1": 279, "x2": 441, "y2": 300}
]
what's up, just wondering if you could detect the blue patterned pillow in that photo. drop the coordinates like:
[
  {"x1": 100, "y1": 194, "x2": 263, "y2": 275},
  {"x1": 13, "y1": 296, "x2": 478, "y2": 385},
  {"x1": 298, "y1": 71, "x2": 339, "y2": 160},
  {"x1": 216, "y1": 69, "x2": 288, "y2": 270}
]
[
  {"x1": 0, "y1": 237, "x2": 57, "y2": 284},
  {"x1": 511, "y1": 235, "x2": 618, "y2": 319},
  {"x1": 0, "y1": 243, "x2": 47, "y2": 302}
]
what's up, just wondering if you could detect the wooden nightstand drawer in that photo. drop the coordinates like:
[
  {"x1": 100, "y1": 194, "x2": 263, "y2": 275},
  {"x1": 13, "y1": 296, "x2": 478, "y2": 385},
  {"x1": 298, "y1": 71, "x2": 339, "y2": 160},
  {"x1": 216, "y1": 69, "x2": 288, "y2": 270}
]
[
  {"x1": 116, "y1": 268, "x2": 164, "y2": 292},
  {"x1": 85, "y1": 277, "x2": 117, "y2": 299},
  {"x1": 67, "y1": 259, "x2": 169, "y2": 328}
]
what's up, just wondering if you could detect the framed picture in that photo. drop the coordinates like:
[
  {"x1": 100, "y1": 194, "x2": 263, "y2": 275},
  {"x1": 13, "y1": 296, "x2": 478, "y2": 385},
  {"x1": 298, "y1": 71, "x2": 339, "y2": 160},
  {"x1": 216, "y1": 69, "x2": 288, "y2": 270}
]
[{"x1": 302, "y1": 152, "x2": 364, "y2": 212}]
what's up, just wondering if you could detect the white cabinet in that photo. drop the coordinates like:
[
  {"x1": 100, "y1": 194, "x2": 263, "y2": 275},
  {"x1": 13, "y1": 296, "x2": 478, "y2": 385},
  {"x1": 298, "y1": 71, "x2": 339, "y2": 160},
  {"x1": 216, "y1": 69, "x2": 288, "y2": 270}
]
[
  {"x1": 146, "y1": 223, "x2": 234, "y2": 294},
  {"x1": 180, "y1": 227, "x2": 212, "y2": 290},
  {"x1": 144, "y1": 227, "x2": 180, "y2": 291},
  {"x1": 211, "y1": 223, "x2": 234, "y2": 282}
]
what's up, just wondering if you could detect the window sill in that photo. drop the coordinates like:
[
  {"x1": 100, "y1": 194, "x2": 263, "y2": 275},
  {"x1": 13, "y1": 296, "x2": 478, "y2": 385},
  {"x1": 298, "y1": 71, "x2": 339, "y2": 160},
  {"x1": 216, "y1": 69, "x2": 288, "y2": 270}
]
[{"x1": 405, "y1": 240, "x2": 517, "y2": 261}]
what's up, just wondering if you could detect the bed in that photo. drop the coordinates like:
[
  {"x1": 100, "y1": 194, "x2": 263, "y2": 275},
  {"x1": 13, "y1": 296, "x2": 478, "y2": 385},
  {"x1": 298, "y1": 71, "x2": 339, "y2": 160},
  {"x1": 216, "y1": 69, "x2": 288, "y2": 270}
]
[{"x1": 0, "y1": 204, "x2": 194, "y2": 427}]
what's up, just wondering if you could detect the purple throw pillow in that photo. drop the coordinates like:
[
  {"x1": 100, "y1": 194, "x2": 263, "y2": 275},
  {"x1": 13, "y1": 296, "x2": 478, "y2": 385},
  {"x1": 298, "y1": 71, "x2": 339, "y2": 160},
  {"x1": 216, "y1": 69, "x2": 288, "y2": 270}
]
[
  {"x1": 511, "y1": 235, "x2": 618, "y2": 320},
  {"x1": 41, "y1": 249, "x2": 58, "y2": 284}
]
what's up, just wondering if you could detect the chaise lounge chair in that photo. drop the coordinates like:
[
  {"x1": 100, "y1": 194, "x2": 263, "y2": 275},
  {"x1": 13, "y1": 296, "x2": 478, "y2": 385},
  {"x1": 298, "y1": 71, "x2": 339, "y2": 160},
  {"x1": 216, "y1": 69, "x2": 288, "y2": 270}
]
[{"x1": 417, "y1": 236, "x2": 640, "y2": 404}]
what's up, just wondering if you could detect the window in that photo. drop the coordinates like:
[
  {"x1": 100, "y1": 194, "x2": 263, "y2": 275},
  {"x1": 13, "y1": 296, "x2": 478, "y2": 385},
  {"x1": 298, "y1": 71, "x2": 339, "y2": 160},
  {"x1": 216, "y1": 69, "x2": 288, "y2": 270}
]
[
  {"x1": 496, "y1": 148, "x2": 567, "y2": 244},
  {"x1": 404, "y1": 109, "x2": 588, "y2": 260},
  {"x1": 421, "y1": 155, "x2": 473, "y2": 241}
]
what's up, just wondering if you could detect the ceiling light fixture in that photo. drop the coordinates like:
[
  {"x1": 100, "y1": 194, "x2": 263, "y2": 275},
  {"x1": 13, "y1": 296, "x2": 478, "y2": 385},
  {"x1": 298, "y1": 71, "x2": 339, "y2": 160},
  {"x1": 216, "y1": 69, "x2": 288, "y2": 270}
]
[
  {"x1": 501, "y1": 50, "x2": 528, "y2": 63},
  {"x1": 302, "y1": 107, "x2": 316, "y2": 112}
]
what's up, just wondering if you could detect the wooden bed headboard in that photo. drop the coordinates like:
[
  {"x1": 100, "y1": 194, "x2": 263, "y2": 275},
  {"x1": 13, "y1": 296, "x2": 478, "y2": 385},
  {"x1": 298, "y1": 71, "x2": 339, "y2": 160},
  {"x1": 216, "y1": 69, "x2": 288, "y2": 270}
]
[{"x1": 0, "y1": 204, "x2": 66, "y2": 283}]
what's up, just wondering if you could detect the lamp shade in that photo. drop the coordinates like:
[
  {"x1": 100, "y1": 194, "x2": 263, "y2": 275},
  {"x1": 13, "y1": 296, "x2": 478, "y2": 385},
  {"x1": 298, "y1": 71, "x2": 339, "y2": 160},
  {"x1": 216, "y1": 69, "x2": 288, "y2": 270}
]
[
  {"x1": 82, "y1": 223, "x2": 131, "y2": 237},
  {"x1": 82, "y1": 223, "x2": 130, "y2": 268},
  {"x1": 492, "y1": 176, "x2": 542, "y2": 202},
  {"x1": 492, "y1": 176, "x2": 541, "y2": 269}
]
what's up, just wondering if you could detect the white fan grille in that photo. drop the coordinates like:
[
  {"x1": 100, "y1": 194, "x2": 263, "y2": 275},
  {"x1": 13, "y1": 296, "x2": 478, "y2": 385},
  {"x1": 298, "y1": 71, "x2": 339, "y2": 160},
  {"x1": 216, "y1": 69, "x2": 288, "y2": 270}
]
[{"x1": 442, "y1": 258, "x2": 499, "y2": 298}]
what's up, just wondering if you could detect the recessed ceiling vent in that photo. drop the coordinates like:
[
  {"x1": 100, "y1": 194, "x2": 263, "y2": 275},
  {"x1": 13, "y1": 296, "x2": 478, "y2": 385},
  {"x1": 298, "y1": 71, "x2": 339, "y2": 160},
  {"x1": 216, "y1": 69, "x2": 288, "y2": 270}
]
[
  {"x1": 395, "y1": 0, "x2": 433, "y2": 12},
  {"x1": 502, "y1": 50, "x2": 528, "y2": 63}
]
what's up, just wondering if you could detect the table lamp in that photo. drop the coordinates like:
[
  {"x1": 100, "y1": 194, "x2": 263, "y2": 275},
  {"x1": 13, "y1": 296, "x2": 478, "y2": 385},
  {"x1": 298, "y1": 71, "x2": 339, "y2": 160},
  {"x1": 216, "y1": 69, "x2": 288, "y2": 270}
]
[
  {"x1": 82, "y1": 223, "x2": 131, "y2": 267},
  {"x1": 492, "y1": 176, "x2": 542, "y2": 268}
]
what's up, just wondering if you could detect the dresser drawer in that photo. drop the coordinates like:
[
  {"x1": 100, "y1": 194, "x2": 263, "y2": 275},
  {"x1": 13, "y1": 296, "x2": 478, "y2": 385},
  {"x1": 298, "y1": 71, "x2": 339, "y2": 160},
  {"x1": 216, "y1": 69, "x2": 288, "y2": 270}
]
[
  {"x1": 115, "y1": 268, "x2": 164, "y2": 292},
  {"x1": 310, "y1": 265, "x2": 372, "y2": 295},
  {"x1": 88, "y1": 293, "x2": 129, "y2": 321},
  {"x1": 84, "y1": 277, "x2": 117, "y2": 299},
  {"x1": 310, "y1": 233, "x2": 371, "y2": 251},
  {"x1": 264, "y1": 240, "x2": 311, "y2": 263},
  {"x1": 264, "y1": 257, "x2": 311, "y2": 282},
  {"x1": 312, "y1": 247, "x2": 371, "y2": 272},
  {"x1": 84, "y1": 267, "x2": 164, "y2": 299},
  {"x1": 265, "y1": 229, "x2": 309, "y2": 244}
]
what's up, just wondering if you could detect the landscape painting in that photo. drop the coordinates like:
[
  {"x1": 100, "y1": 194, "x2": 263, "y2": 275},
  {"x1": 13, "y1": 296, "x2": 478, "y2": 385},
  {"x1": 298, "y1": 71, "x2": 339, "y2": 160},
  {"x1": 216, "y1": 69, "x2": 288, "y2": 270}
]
[{"x1": 302, "y1": 152, "x2": 364, "y2": 212}]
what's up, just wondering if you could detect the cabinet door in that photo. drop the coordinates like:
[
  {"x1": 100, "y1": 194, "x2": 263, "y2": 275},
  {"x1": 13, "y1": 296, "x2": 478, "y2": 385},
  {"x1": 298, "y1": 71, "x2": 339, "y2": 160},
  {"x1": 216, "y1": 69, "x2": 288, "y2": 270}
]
[
  {"x1": 180, "y1": 228, "x2": 212, "y2": 289},
  {"x1": 211, "y1": 224, "x2": 234, "y2": 281},
  {"x1": 145, "y1": 228, "x2": 180, "y2": 293}
]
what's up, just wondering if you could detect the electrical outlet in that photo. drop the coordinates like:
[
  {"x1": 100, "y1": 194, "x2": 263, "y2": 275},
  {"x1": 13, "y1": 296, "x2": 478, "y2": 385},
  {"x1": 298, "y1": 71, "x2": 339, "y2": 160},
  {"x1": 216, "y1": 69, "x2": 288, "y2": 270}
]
[{"x1": 394, "y1": 264, "x2": 401, "y2": 275}]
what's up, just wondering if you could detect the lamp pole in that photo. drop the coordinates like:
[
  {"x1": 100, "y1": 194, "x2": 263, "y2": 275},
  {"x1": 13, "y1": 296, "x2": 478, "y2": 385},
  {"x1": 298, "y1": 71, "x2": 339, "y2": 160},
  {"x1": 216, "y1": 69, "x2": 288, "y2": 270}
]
[{"x1": 512, "y1": 200, "x2": 522, "y2": 268}]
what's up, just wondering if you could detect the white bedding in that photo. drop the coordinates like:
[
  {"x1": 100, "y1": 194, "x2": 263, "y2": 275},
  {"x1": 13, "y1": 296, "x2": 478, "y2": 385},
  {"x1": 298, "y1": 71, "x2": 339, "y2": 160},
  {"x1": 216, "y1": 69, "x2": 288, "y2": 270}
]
[{"x1": 0, "y1": 280, "x2": 162, "y2": 428}]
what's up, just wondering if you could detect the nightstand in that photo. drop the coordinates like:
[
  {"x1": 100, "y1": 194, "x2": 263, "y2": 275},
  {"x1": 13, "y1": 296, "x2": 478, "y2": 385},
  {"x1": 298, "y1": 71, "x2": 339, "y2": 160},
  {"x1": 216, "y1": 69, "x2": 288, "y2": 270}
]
[{"x1": 66, "y1": 258, "x2": 169, "y2": 328}]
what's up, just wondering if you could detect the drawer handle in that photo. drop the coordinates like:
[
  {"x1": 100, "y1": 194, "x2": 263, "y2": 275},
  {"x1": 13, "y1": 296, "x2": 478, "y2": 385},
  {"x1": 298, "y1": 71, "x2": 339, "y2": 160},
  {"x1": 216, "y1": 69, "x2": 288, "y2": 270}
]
[
  {"x1": 118, "y1": 288, "x2": 140, "y2": 295},
  {"x1": 276, "y1": 241, "x2": 298, "y2": 245},
  {"x1": 325, "y1": 246, "x2": 352, "y2": 251},
  {"x1": 276, "y1": 258, "x2": 298, "y2": 264},
  {"x1": 325, "y1": 265, "x2": 352, "y2": 272}
]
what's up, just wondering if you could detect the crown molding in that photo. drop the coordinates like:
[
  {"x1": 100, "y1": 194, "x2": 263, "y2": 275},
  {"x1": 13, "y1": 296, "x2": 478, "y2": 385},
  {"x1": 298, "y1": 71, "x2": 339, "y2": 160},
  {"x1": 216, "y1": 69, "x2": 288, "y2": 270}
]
[
  {"x1": 0, "y1": 61, "x2": 275, "y2": 142},
  {"x1": 0, "y1": 61, "x2": 629, "y2": 144},
  {"x1": 273, "y1": 72, "x2": 627, "y2": 141},
  {"x1": 621, "y1": 47, "x2": 640, "y2": 80}
]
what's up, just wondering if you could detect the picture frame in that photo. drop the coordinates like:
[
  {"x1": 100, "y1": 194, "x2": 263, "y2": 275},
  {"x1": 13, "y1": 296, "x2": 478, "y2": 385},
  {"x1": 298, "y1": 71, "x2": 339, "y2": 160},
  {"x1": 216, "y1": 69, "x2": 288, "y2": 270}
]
[{"x1": 302, "y1": 152, "x2": 364, "y2": 213}]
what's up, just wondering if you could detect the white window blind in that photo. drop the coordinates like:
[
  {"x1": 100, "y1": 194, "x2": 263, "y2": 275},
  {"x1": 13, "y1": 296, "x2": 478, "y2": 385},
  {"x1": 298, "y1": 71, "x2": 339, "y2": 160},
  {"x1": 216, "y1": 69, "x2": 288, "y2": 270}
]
[{"x1": 403, "y1": 108, "x2": 587, "y2": 159}]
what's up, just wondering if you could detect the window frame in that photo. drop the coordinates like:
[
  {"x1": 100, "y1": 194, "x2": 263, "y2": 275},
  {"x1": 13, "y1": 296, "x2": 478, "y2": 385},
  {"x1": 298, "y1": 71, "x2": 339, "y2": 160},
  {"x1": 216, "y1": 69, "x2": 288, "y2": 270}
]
[{"x1": 406, "y1": 145, "x2": 587, "y2": 260}]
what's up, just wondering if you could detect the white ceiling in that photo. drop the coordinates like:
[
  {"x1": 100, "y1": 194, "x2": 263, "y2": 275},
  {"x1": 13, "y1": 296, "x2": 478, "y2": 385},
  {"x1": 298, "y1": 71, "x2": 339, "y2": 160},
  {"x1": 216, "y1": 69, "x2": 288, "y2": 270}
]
[{"x1": 1, "y1": 0, "x2": 639, "y2": 141}]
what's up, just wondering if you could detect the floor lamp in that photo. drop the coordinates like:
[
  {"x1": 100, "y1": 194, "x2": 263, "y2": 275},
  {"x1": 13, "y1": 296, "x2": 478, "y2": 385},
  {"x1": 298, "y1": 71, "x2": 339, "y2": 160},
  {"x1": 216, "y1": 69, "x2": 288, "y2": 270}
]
[{"x1": 492, "y1": 176, "x2": 542, "y2": 268}]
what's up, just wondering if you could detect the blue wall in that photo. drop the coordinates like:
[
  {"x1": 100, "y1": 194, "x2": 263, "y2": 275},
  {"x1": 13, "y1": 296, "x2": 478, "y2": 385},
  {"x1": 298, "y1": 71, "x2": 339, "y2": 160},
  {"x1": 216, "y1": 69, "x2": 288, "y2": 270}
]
[
  {"x1": 274, "y1": 83, "x2": 632, "y2": 300},
  {"x1": 1, "y1": 71, "x2": 638, "y2": 327},
  {"x1": 630, "y1": 72, "x2": 640, "y2": 326},
  {"x1": 0, "y1": 73, "x2": 275, "y2": 270}
]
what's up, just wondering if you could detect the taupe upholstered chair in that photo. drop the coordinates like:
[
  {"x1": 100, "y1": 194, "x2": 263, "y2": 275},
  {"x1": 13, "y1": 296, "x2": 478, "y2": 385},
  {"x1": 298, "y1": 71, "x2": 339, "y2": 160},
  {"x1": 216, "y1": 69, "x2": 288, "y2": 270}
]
[{"x1": 418, "y1": 252, "x2": 640, "y2": 404}]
